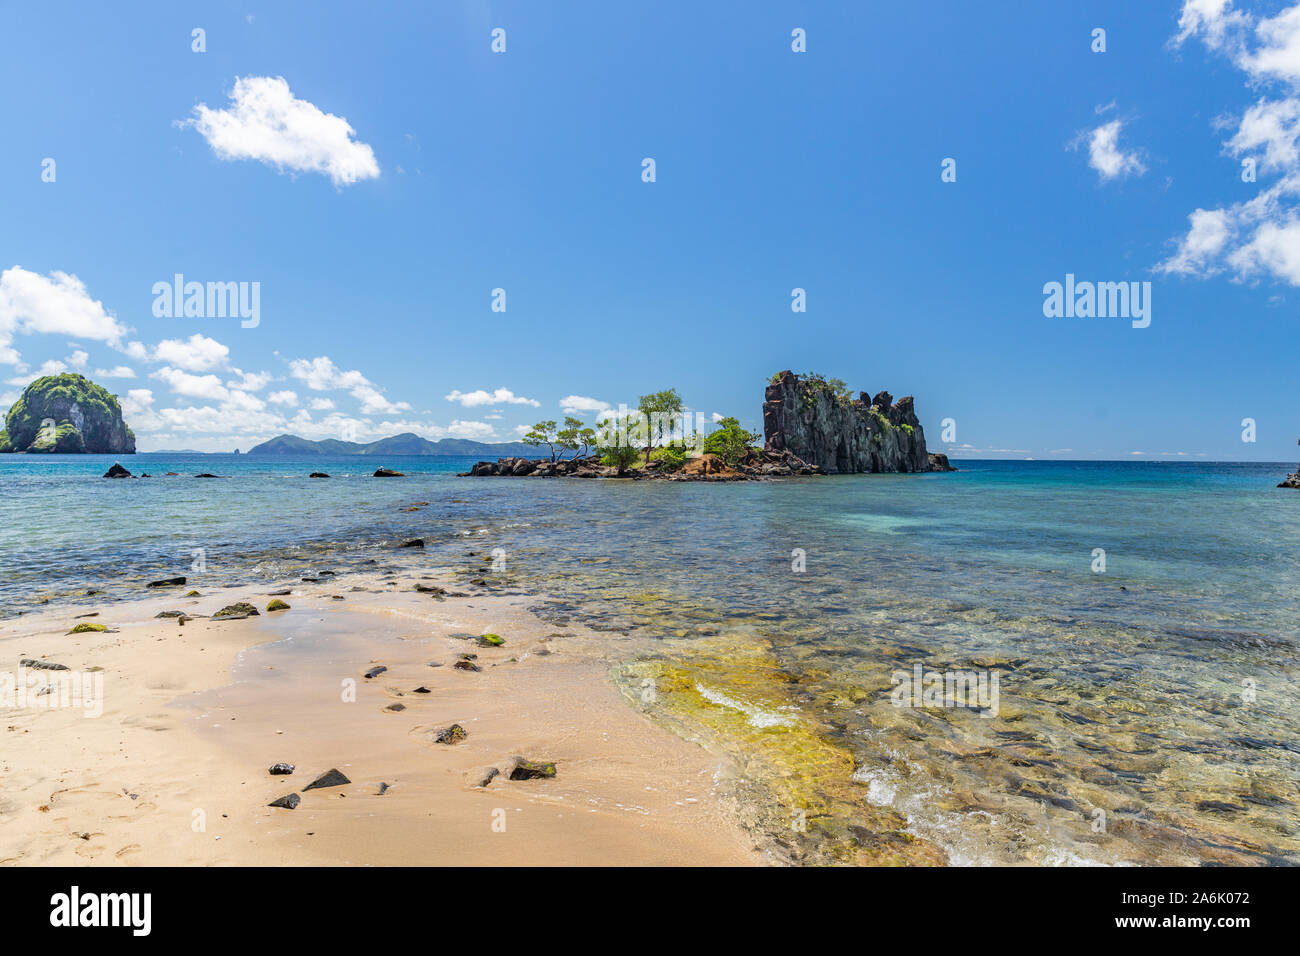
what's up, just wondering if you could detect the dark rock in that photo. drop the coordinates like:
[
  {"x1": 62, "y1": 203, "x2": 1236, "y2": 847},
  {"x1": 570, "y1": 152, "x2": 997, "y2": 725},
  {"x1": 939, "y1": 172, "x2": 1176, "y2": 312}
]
[
  {"x1": 309, "y1": 472, "x2": 330, "y2": 478},
  {"x1": 1279, "y1": 472, "x2": 1300, "y2": 489},
  {"x1": 413, "y1": 685, "x2": 432, "y2": 693},
  {"x1": 267, "y1": 589, "x2": 292, "y2": 596},
  {"x1": 378, "y1": 782, "x2": 390, "y2": 795},
  {"x1": 147, "y1": 576, "x2": 186, "y2": 588},
  {"x1": 928, "y1": 452, "x2": 957, "y2": 472},
  {"x1": 401, "y1": 538, "x2": 425, "y2": 548},
  {"x1": 453, "y1": 660, "x2": 481, "y2": 672},
  {"x1": 20, "y1": 658, "x2": 69, "y2": 671},
  {"x1": 155, "y1": 610, "x2": 189, "y2": 621},
  {"x1": 194, "y1": 473, "x2": 220, "y2": 478},
  {"x1": 385, "y1": 702, "x2": 406, "y2": 712},
  {"x1": 509, "y1": 757, "x2": 557, "y2": 780},
  {"x1": 363, "y1": 666, "x2": 387, "y2": 679},
  {"x1": 434, "y1": 723, "x2": 468, "y2": 744},
  {"x1": 103, "y1": 462, "x2": 133, "y2": 479},
  {"x1": 268, "y1": 793, "x2": 300, "y2": 810},
  {"x1": 269, "y1": 762, "x2": 295, "y2": 775},
  {"x1": 213, "y1": 602, "x2": 259, "y2": 620},
  {"x1": 476, "y1": 633, "x2": 505, "y2": 647},
  {"x1": 762, "y1": 370, "x2": 931, "y2": 474},
  {"x1": 474, "y1": 767, "x2": 500, "y2": 788},
  {"x1": 373, "y1": 467, "x2": 405, "y2": 477},
  {"x1": 302, "y1": 768, "x2": 351, "y2": 791}
]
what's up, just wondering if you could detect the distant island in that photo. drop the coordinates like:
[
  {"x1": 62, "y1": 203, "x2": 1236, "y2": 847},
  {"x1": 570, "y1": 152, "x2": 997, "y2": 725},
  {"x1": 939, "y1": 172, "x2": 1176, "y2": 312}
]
[
  {"x1": 246, "y1": 432, "x2": 537, "y2": 457},
  {"x1": 0, "y1": 373, "x2": 135, "y2": 454}
]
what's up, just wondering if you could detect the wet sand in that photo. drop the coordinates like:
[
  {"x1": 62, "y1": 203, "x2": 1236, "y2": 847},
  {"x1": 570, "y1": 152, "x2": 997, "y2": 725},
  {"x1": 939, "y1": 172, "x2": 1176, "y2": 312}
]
[{"x1": 0, "y1": 573, "x2": 766, "y2": 866}]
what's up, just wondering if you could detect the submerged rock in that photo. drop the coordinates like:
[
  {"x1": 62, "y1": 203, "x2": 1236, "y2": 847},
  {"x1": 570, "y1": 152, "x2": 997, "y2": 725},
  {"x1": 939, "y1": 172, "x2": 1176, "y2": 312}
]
[
  {"x1": 373, "y1": 467, "x2": 404, "y2": 477},
  {"x1": 268, "y1": 793, "x2": 300, "y2": 810},
  {"x1": 400, "y1": 538, "x2": 425, "y2": 549},
  {"x1": 309, "y1": 472, "x2": 330, "y2": 478},
  {"x1": 302, "y1": 769, "x2": 351, "y2": 791},
  {"x1": 147, "y1": 576, "x2": 186, "y2": 588}
]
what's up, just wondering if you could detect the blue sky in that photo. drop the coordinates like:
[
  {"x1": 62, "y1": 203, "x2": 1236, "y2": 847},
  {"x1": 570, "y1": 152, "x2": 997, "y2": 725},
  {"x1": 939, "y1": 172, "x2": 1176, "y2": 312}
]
[{"x1": 1, "y1": 0, "x2": 1297, "y2": 460}]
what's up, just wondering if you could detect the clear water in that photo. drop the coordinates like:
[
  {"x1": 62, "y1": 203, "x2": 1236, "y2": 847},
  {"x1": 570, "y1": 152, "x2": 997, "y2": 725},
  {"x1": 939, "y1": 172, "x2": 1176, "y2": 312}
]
[{"x1": 2, "y1": 455, "x2": 1297, "y2": 865}]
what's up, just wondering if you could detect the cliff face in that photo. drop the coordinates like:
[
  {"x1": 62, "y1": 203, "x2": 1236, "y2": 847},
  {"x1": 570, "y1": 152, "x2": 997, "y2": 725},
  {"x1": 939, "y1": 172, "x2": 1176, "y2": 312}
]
[
  {"x1": 762, "y1": 370, "x2": 929, "y2": 474},
  {"x1": 0, "y1": 373, "x2": 135, "y2": 454}
]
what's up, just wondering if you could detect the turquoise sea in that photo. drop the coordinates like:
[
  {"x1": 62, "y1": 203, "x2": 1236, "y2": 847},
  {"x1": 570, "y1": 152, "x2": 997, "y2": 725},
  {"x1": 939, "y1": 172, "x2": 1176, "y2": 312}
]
[{"x1": 1, "y1": 455, "x2": 1297, "y2": 865}]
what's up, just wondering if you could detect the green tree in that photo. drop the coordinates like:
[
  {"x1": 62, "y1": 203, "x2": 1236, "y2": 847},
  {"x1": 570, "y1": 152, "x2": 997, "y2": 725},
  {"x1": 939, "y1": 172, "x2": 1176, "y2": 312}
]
[
  {"x1": 596, "y1": 414, "x2": 641, "y2": 476},
  {"x1": 637, "y1": 388, "x2": 685, "y2": 466},
  {"x1": 522, "y1": 420, "x2": 559, "y2": 461},
  {"x1": 704, "y1": 416, "x2": 760, "y2": 466},
  {"x1": 556, "y1": 416, "x2": 592, "y2": 460}
]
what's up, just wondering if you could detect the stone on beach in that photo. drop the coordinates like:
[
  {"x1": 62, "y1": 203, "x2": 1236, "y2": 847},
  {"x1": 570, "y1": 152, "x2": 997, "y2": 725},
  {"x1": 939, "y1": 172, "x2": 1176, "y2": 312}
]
[
  {"x1": 268, "y1": 793, "x2": 300, "y2": 809},
  {"x1": 266, "y1": 599, "x2": 291, "y2": 612},
  {"x1": 147, "y1": 576, "x2": 186, "y2": 588},
  {"x1": 509, "y1": 757, "x2": 557, "y2": 780},
  {"x1": 434, "y1": 723, "x2": 468, "y2": 744},
  {"x1": 213, "y1": 602, "x2": 260, "y2": 620},
  {"x1": 302, "y1": 769, "x2": 351, "y2": 791},
  {"x1": 21, "y1": 658, "x2": 69, "y2": 671},
  {"x1": 68, "y1": 622, "x2": 106, "y2": 633},
  {"x1": 363, "y1": 665, "x2": 387, "y2": 679},
  {"x1": 269, "y1": 762, "x2": 295, "y2": 775}
]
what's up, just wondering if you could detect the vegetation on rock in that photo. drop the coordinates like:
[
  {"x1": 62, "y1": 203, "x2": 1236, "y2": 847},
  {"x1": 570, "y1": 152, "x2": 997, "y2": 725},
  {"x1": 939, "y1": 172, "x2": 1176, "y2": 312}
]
[{"x1": 1, "y1": 373, "x2": 134, "y2": 454}]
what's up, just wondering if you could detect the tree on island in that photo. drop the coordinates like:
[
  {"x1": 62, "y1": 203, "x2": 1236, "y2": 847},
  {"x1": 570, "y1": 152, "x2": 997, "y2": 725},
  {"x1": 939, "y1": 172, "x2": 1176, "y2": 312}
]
[
  {"x1": 637, "y1": 388, "x2": 685, "y2": 466},
  {"x1": 704, "y1": 416, "x2": 760, "y2": 466},
  {"x1": 522, "y1": 420, "x2": 559, "y2": 461},
  {"x1": 595, "y1": 413, "x2": 642, "y2": 476},
  {"x1": 557, "y1": 416, "x2": 597, "y2": 459}
]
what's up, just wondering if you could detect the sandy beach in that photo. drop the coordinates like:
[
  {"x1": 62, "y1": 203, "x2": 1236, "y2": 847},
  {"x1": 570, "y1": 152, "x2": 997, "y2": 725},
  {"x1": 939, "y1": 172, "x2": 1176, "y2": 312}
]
[{"x1": 0, "y1": 572, "x2": 766, "y2": 866}]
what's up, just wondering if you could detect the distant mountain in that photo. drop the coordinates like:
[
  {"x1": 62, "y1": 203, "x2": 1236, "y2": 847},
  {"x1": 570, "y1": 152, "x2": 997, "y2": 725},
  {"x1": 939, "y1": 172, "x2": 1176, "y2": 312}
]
[{"x1": 246, "y1": 432, "x2": 537, "y2": 458}]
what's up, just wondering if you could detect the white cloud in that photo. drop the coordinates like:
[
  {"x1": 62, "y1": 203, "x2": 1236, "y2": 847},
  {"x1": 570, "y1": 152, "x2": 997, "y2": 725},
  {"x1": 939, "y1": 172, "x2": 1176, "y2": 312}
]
[
  {"x1": 154, "y1": 333, "x2": 230, "y2": 372},
  {"x1": 183, "y1": 76, "x2": 380, "y2": 186},
  {"x1": 558, "y1": 394, "x2": 610, "y2": 415},
  {"x1": 1082, "y1": 119, "x2": 1146, "y2": 181},
  {"x1": 94, "y1": 366, "x2": 136, "y2": 379},
  {"x1": 6, "y1": 359, "x2": 67, "y2": 387},
  {"x1": 151, "y1": 366, "x2": 231, "y2": 401},
  {"x1": 289, "y1": 355, "x2": 368, "y2": 391},
  {"x1": 446, "y1": 387, "x2": 540, "y2": 408},
  {"x1": 309, "y1": 397, "x2": 334, "y2": 411},
  {"x1": 225, "y1": 368, "x2": 272, "y2": 391},
  {"x1": 65, "y1": 349, "x2": 88, "y2": 369},
  {"x1": 288, "y1": 355, "x2": 409, "y2": 414},
  {"x1": 1161, "y1": 3, "x2": 1300, "y2": 284},
  {"x1": 0, "y1": 267, "x2": 128, "y2": 364},
  {"x1": 268, "y1": 390, "x2": 298, "y2": 406}
]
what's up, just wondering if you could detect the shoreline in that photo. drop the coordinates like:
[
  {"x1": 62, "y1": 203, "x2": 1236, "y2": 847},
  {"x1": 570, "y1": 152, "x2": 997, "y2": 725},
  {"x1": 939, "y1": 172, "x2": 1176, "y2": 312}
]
[{"x1": 0, "y1": 570, "x2": 767, "y2": 866}]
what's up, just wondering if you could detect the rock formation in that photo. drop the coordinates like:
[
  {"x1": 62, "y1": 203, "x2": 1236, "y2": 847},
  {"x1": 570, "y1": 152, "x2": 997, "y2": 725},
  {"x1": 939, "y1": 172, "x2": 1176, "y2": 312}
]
[
  {"x1": 0, "y1": 373, "x2": 135, "y2": 454},
  {"x1": 1280, "y1": 439, "x2": 1300, "y2": 488},
  {"x1": 762, "y1": 370, "x2": 941, "y2": 473}
]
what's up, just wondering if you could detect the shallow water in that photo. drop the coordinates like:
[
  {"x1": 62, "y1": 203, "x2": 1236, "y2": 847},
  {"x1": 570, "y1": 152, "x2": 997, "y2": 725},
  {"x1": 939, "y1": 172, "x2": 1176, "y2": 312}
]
[{"x1": 2, "y1": 455, "x2": 1297, "y2": 864}]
